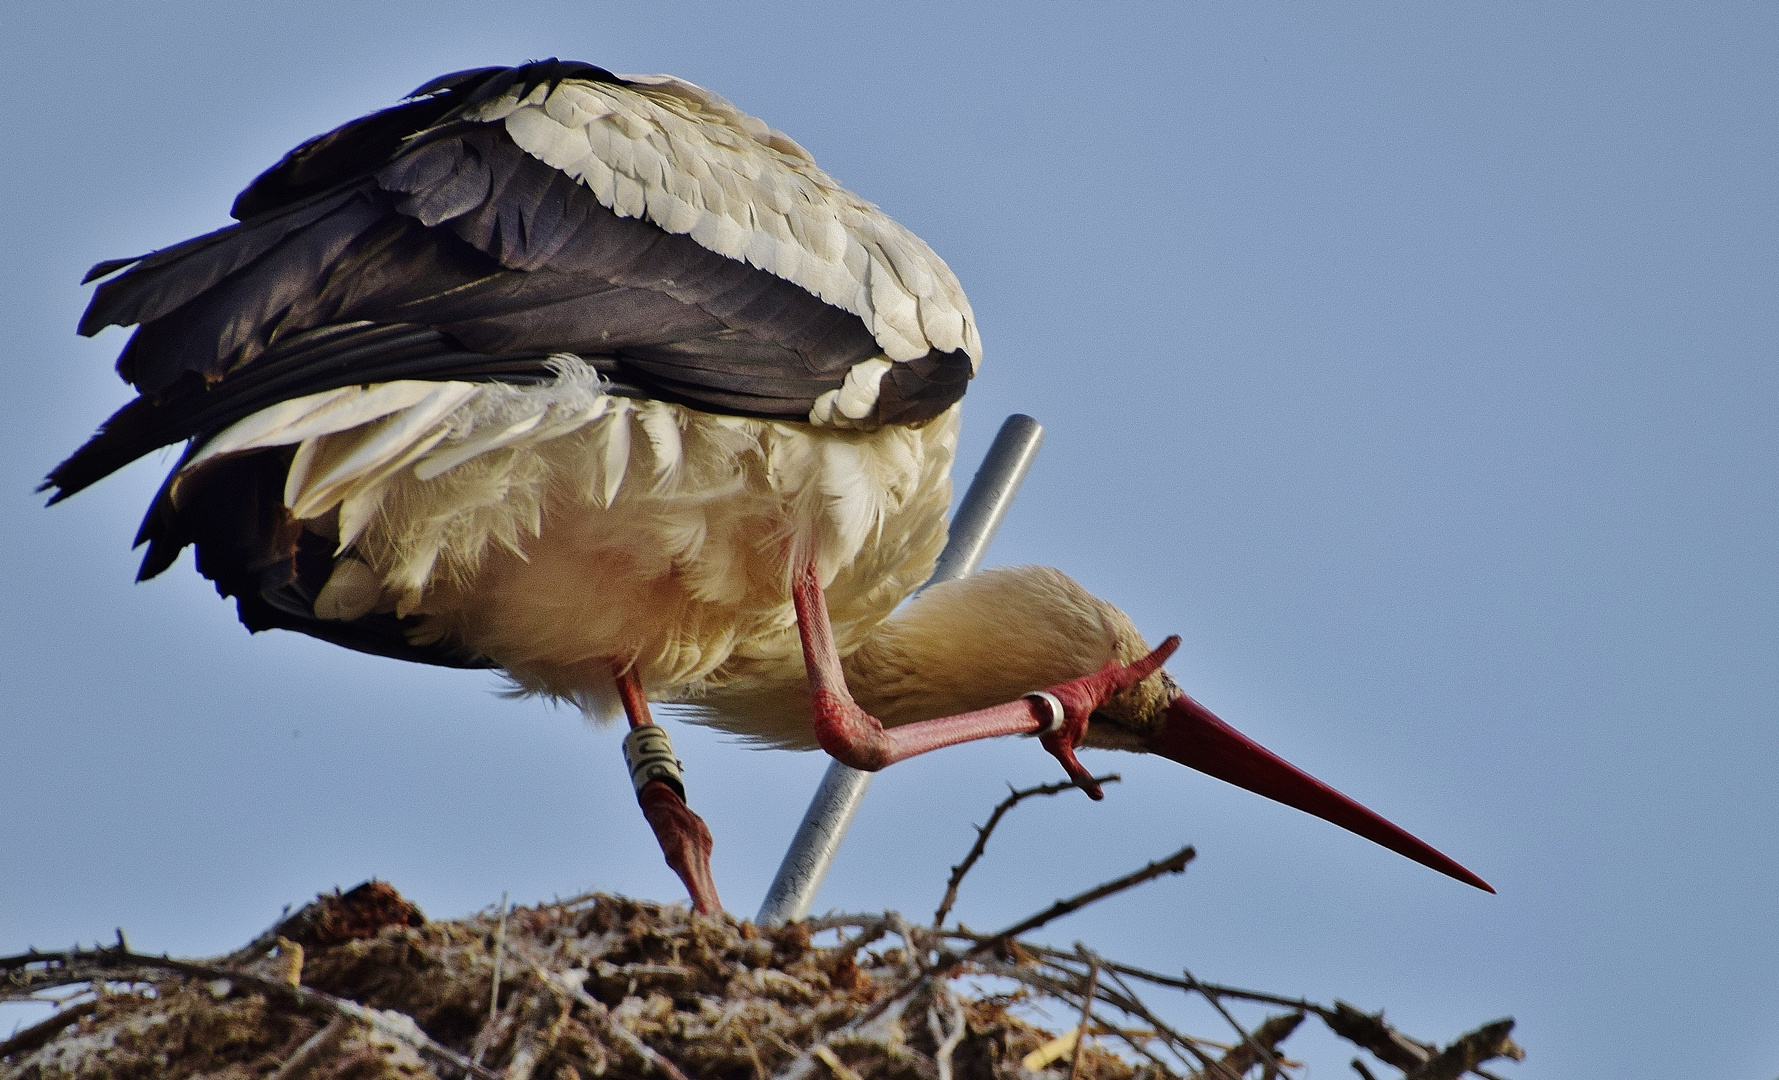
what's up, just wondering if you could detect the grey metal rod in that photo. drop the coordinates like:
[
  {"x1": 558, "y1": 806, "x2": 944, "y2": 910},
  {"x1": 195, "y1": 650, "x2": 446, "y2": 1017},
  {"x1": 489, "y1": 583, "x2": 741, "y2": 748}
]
[{"x1": 756, "y1": 414, "x2": 1044, "y2": 926}]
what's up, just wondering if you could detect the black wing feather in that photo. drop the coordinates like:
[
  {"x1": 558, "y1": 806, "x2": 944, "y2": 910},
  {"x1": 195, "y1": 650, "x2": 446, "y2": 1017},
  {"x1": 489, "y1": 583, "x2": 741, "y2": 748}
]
[{"x1": 50, "y1": 60, "x2": 972, "y2": 668}]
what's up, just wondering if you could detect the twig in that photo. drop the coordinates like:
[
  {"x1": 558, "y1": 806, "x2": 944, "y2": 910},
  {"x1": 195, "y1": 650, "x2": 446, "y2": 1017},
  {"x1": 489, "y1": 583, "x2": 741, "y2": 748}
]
[
  {"x1": 987, "y1": 959, "x2": 1180, "y2": 1079},
  {"x1": 1321, "y1": 1001, "x2": 1436, "y2": 1072},
  {"x1": 1214, "y1": 1013, "x2": 1302, "y2": 1079},
  {"x1": 1023, "y1": 946, "x2": 1517, "y2": 1080},
  {"x1": 546, "y1": 967, "x2": 692, "y2": 1080},
  {"x1": 1403, "y1": 1019, "x2": 1521, "y2": 1080},
  {"x1": 932, "y1": 774, "x2": 1120, "y2": 927},
  {"x1": 1182, "y1": 965, "x2": 1283, "y2": 1077},
  {"x1": 964, "y1": 845, "x2": 1194, "y2": 963},
  {"x1": 922, "y1": 929, "x2": 1517, "y2": 1080},
  {"x1": 1084, "y1": 1008, "x2": 1180, "y2": 1079},
  {"x1": 268, "y1": 1017, "x2": 350, "y2": 1080},
  {"x1": 1350, "y1": 1059, "x2": 1380, "y2": 1080},
  {"x1": 811, "y1": 1044, "x2": 864, "y2": 1080},
  {"x1": 926, "y1": 987, "x2": 966, "y2": 1080},
  {"x1": 222, "y1": 903, "x2": 295, "y2": 966},
  {"x1": 0, "y1": 946, "x2": 498, "y2": 1080},
  {"x1": 1099, "y1": 964, "x2": 1237, "y2": 1080},
  {"x1": 809, "y1": 844, "x2": 1197, "y2": 1051},
  {"x1": 486, "y1": 892, "x2": 510, "y2": 1041},
  {"x1": 954, "y1": 939, "x2": 1319, "y2": 1017},
  {"x1": 1066, "y1": 946, "x2": 1102, "y2": 1080},
  {"x1": 0, "y1": 1000, "x2": 97, "y2": 1061}
]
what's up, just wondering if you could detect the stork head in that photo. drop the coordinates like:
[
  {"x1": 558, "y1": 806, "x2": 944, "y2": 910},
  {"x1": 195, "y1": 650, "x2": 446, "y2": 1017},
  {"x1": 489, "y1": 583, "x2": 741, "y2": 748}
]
[{"x1": 859, "y1": 566, "x2": 1493, "y2": 892}]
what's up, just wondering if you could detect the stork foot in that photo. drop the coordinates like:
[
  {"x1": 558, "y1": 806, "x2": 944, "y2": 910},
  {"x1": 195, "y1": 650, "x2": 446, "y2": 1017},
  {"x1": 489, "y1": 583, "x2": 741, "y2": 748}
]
[
  {"x1": 1033, "y1": 636, "x2": 1182, "y2": 800},
  {"x1": 638, "y1": 780, "x2": 722, "y2": 915}
]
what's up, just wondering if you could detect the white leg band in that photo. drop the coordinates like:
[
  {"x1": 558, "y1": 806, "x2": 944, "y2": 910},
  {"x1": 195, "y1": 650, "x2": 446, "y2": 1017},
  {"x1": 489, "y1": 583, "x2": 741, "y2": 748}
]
[
  {"x1": 623, "y1": 724, "x2": 685, "y2": 801},
  {"x1": 1023, "y1": 691, "x2": 1066, "y2": 737}
]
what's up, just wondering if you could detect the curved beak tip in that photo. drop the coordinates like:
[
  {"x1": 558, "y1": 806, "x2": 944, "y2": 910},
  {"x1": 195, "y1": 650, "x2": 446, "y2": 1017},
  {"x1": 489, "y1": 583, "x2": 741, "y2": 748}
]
[{"x1": 1146, "y1": 693, "x2": 1493, "y2": 894}]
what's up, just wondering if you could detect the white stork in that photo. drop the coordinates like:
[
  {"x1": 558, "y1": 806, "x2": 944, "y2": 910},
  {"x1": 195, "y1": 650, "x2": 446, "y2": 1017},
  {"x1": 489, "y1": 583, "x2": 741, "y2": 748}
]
[{"x1": 47, "y1": 61, "x2": 1490, "y2": 913}]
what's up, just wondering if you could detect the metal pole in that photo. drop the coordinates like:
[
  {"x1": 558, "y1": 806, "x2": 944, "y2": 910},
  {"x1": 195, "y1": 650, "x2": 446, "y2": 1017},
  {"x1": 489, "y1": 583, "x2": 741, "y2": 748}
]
[{"x1": 756, "y1": 414, "x2": 1044, "y2": 925}]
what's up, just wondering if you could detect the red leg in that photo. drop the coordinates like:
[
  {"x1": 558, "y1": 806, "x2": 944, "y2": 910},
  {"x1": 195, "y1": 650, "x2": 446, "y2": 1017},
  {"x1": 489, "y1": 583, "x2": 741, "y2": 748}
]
[
  {"x1": 612, "y1": 665, "x2": 722, "y2": 915},
  {"x1": 790, "y1": 558, "x2": 1179, "y2": 799}
]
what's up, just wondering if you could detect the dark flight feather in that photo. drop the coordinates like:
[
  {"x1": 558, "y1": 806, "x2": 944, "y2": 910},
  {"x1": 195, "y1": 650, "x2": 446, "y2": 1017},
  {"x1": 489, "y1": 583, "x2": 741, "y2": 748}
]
[{"x1": 48, "y1": 60, "x2": 973, "y2": 667}]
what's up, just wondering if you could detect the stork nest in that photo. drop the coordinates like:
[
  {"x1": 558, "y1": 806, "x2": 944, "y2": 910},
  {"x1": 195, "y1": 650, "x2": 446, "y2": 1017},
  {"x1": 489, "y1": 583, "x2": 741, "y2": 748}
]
[{"x1": 1, "y1": 782, "x2": 1523, "y2": 1080}]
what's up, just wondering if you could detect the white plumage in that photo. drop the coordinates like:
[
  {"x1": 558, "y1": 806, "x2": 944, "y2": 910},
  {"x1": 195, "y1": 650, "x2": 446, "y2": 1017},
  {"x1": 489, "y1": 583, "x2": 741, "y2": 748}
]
[{"x1": 185, "y1": 361, "x2": 959, "y2": 721}]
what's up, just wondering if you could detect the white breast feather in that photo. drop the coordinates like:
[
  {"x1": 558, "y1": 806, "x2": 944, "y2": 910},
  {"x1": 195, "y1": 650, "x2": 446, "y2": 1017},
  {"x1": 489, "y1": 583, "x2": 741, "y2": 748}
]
[
  {"x1": 184, "y1": 361, "x2": 958, "y2": 715},
  {"x1": 471, "y1": 78, "x2": 983, "y2": 371}
]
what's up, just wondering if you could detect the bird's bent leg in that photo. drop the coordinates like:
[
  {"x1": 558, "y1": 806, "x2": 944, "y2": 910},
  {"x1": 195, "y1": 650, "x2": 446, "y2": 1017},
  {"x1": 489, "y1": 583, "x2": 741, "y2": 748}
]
[
  {"x1": 790, "y1": 558, "x2": 1180, "y2": 797},
  {"x1": 612, "y1": 664, "x2": 721, "y2": 915}
]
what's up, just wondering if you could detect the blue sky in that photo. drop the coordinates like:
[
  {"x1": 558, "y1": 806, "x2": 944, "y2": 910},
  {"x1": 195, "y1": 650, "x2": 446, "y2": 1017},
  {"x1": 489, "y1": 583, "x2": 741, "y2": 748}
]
[{"x1": 3, "y1": 4, "x2": 1775, "y2": 1077}]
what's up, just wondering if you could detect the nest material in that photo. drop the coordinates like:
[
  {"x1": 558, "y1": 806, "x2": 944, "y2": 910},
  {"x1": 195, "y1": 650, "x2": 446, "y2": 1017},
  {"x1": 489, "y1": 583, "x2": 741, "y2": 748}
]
[
  {"x1": 2, "y1": 881, "x2": 1520, "y2": 1080},
  {"x1": 2, "y1": 777, "x2": 1523, "y2": 1080},
  {"x1": 1, "y1": 884, "x2": 1109, "y2": 1080}
]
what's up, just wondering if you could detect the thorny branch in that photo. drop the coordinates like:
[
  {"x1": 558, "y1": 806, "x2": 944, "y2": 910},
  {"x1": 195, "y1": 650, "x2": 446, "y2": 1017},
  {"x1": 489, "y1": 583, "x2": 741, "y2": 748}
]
[
  {"x1": 932, "y1": 773, "x2": 1121, "y2": 927},
  {"x1": 964, "y1": 845, "x2": 1196, "y2": 965}
]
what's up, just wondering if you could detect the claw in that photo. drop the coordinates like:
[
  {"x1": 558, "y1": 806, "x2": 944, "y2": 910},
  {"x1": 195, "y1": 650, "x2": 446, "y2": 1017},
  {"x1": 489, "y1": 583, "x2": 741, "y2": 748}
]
[
  {"x1": 1036, "y1": 636, "x2": 1182, "y2": 799},
  {"x1": 1040, "y1": 729, "x2": 1105, "y2": 798}
]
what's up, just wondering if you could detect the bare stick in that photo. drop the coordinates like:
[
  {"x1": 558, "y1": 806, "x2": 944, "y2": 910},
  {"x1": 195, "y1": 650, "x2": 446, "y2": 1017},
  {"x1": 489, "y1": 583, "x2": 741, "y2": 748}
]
[
  {"x1": 1014, "y1": 945, "x2": 1513, "y2": 1080},
  {"x1": 474, "y1": 892, "x2": 511, "y2": 1068},
  {"x1": 979, "y1": 954, "x2": 1266, "y2": 1080},
  {"x1": 1182, "y1": 964, "x2": 1284, "y2": 1077},
  {"x1": 488, "y1": 895, "x2": 510, "y2": 1027},
  {"x1": 926, "y1": 989, "x2": 966, "y2": 1080},
  {"x1": 965, "y1": 845, "x2": 1194, "y2": 962},
  {"x1": 984, "y1": 958, "x2": 1182, "y2": 1078},
  {"x1": 1081, "y1": 1006, "x2": 1179, "y2": 1079},
  {"x1": 1403, "y1": 1019, "x2": 1521, "y2": 1080},
  {"x1": 0, "y1": 1000, "x2": 98, "y2": 1061},
  {"x1": 932, "y1": 774, "x2": 1120, "y2": 927},
  {"x1": 268, "y1": 1017, "x2": 351, "y2": 1080},
  {"x1": 951, "y1": 939, "x2": 1321, "y2": 1017},
  {"x1": 1065, "y1": 946, "x2": 1102, "y2": 1080},
  {"x1": 1321, "y1": 1001, "x2": 1435, "y2": 1072},
  {"x1": 1215, "y1": 1012, "x2": 1302, "y2": 1079},
  {"x1": 835, "y1": 845, "x2": 1197, "y2": 1039},
  {"x1": 1099, "y1": 964, "x2": 1235, "y2": 1079}
]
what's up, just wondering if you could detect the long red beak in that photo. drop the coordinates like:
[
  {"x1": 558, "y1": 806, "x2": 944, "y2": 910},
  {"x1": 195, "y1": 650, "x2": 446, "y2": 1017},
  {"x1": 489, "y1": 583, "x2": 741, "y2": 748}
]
[{"x1": 1145, "y1": 692, "x2": 1494, "y2": 892}]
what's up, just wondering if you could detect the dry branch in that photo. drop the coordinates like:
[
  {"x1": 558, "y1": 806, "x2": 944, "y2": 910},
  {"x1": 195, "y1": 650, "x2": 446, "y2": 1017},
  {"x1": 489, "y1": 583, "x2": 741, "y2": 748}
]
[
  {"x1": 932, "y1": 773, "x2": 1121, "y2": 927},
  {"x1": 1065, "y1": 947, "x2": 1102, "y2": 1080},
  {"x1": 1181, "y1": 965, "x2": 1283, "y2": 1077},
  {"x1": 1403, "y1": 1019, "x2": 1522, "y2": 1080},
  {"x1": 965, "y1": 845, "x2": 1196, "y2": 964},
  {"x1": 1214, "y1": 1012, "x2": 1301, "y2": 1079}
]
